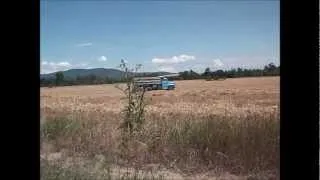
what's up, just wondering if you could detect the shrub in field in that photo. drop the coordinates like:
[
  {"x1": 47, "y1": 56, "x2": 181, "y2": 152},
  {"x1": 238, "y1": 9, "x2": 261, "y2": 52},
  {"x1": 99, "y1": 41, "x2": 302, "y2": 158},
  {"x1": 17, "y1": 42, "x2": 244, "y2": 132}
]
[
  {"x1": 116, "y1": 60, "x2": 147, "y2": 134},
  {"x1": 115, "y1": 60, "x2": 148, "y2": 158}
]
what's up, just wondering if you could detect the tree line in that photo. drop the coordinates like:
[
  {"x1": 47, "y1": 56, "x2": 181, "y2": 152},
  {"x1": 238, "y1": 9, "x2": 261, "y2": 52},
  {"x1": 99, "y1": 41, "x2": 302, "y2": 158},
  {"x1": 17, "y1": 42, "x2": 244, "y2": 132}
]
[
  {"x1": 40, "y1": 63, "x2": 279, "y2": 87},
  {"x1": 172, "y1": 63, "x2": 280, "y2": 81},
  {"x1": 40, "y1": 74, "x2": 124, "y2": 87}
]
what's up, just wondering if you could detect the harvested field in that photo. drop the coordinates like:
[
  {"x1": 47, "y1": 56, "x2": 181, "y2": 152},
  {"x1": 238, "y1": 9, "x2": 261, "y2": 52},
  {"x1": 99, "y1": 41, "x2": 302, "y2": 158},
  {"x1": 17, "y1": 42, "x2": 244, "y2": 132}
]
[
  {"x1": 41, "y1": 77, "x2": 279, "y2": 117},
  {"x1": 40, "y1": 77, "x2": 279, "y2": 179}
]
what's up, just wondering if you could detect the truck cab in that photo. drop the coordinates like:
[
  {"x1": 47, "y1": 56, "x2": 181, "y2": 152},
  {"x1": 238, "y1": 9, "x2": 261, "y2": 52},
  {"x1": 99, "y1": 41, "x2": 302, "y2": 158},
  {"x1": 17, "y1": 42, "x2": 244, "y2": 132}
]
[{"x1": 159, "y1": 76, "x2": 175, "y2": 90}]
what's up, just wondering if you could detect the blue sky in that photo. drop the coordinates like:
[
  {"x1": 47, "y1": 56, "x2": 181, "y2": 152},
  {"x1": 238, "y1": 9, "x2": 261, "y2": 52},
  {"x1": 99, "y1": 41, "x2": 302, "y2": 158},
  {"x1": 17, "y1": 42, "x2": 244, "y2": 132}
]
[{"x1": 40, "y1": 1, "x2": 279, "y2": 74}]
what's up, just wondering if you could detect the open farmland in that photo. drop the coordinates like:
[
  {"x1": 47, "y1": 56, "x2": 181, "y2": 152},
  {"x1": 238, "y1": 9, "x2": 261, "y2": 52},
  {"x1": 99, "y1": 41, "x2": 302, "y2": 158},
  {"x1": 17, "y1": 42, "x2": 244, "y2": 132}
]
[
  {"x1": 41, "y1": 77, "x2": 279, "y2": 118},
  {"x1": 40, "y1": 77, "x2": 279, "y2": 179}
]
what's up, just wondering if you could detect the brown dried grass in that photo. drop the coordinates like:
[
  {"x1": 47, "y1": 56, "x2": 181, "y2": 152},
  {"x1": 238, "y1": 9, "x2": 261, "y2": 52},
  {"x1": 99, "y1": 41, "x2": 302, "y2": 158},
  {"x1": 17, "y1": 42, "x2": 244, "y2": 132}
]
[
  {"x1": 41, "y1": 77, "x2": 279, "y2": 117},
  {"x1": 40, "y1": 77, "x2": 279, "y2": 179}
]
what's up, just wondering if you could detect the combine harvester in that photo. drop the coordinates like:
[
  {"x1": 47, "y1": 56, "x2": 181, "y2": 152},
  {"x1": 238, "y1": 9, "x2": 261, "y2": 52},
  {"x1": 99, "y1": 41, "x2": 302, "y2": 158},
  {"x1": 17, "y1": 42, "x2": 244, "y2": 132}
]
[{"x1": 133, "y1": 74, "x2": 179, "y2": 91}]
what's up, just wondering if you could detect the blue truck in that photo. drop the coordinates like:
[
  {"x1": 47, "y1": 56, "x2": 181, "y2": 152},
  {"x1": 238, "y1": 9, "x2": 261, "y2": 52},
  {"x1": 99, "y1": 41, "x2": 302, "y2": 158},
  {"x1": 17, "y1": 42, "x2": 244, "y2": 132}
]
[{"x1": 133, "y1": 76, "x2": 176, "y2": 91}]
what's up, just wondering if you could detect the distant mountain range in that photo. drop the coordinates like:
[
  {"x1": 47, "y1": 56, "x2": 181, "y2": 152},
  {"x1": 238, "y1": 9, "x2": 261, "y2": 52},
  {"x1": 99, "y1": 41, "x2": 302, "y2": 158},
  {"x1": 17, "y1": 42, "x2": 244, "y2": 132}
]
[{"x1": 40, "y1": 68, "x2": 173, "y2": 80}]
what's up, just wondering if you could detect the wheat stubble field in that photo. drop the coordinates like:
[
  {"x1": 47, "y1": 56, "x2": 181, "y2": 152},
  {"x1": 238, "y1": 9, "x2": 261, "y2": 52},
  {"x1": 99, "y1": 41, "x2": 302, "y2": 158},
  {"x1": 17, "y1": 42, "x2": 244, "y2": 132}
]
[{"x1": 40, "y1": 77, "x2": 279, "y2": 180}]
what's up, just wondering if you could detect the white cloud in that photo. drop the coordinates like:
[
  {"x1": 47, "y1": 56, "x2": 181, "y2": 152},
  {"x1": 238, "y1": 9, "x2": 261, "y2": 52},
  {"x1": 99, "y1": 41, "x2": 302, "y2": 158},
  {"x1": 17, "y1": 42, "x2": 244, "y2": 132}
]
[
  {"x1": 123, "y1": 60, "x2": 128, "y2": 63},
  {"x1": 158, "y1": 66, "x2": 177, "y2": 73},
  {"x1": 212, "y1": 59, "x2": 224, "y2": 68},
  {"x1": 221, "y1": 56, "x2": 279, "y2": 69},
  {"x1": 150, "y1": 54, "x2": 278, "y2": 72},
  {"x1": 41, "y1": 61, "x2": 88, "y2": 74},
  {"x1": 152, "y1": 54, "x2": 195, "y2": 65},
  {"x1": 98, "y1": 56, "x2": 107, "y2": 62},
  {"x1": 57, "y1": 62, "x2": 72, "y2": 67},
  {"x1": 76, "y1": 42, "x2": 93, "y2": 47},
  {"x1": 188, "y1": 64, "x2": 207, "y2": 74},
  {"x1": 80, "y1": 63, "x2": 88, "y2": 67}
]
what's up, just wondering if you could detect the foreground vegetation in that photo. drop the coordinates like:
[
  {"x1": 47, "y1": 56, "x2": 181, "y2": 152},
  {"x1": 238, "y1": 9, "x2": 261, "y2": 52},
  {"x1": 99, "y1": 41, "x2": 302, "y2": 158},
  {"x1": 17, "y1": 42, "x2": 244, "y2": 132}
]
[
  {"x1": 41, "y1": 110, "x2": 279, "y2": 178},
  {"x1": 41, "y1": 72, "x2": 279, "y2": 179}
]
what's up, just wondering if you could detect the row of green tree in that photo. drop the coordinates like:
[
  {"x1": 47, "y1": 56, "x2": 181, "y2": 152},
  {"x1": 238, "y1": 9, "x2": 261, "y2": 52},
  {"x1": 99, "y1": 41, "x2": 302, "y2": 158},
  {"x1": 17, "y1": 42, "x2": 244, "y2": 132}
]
[
  {"x1": 40, "y1": 74, "x2": 125, "y2": 87},
  {"x1": 174, "y1": 63, "x2": 280, "y2": 80},
  {"x1": 40, "y1": 63, "x2": 279, "y2": 87}
]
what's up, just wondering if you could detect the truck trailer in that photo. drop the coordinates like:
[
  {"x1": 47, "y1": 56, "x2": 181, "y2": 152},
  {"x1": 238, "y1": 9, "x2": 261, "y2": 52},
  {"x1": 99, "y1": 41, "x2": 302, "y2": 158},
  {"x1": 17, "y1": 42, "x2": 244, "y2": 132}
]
[{"x1": 133, "y1": 76, "x2": 176, "y2": 91}]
